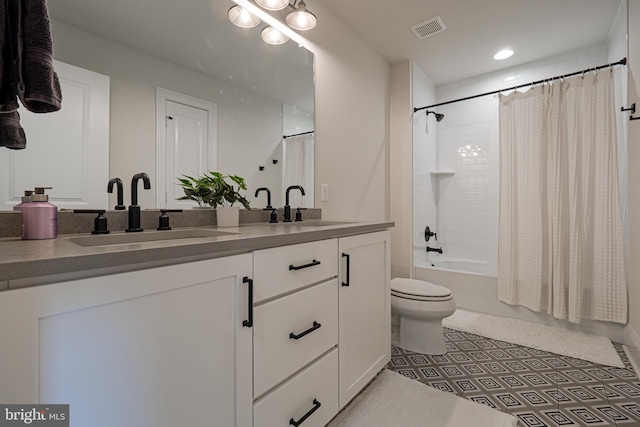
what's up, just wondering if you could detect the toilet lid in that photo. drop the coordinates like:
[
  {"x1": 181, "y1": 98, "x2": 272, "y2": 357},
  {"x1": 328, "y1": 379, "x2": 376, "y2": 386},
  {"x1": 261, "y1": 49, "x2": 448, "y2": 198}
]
[{"x1": 391, "y1": 278, "x2": 452, "y2": 299}]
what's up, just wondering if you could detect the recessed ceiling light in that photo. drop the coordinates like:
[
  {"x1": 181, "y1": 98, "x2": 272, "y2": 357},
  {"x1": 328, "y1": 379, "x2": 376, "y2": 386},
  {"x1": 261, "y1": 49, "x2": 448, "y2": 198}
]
[{"x1": 494, "y1": 49, "x2": 514, "y2": 60}]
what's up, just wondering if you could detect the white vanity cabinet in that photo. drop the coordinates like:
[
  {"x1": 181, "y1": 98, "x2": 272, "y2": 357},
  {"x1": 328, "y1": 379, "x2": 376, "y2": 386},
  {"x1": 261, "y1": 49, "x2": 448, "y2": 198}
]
[
  {"x1": 0, "y1": 227, "x2": 392, "y2": 426},
  {"x1": 253, "y1": 239, "x2": 340, "y2": 427},
  {"x1": 0, "y1": 254, "x2": 253, "y2": 427},
  {"x1": 252, "y1": 231, "x2": 391, "y2": 422},
  {"x1": 338, "y1": 231, "x2": 391, "y2": 408}
]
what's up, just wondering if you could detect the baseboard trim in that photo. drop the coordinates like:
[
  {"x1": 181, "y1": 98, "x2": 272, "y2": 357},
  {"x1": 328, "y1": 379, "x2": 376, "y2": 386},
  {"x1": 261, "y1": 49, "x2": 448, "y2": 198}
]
[{"x1": 624, "y1": 325, "x2": 640, "y2": 373}]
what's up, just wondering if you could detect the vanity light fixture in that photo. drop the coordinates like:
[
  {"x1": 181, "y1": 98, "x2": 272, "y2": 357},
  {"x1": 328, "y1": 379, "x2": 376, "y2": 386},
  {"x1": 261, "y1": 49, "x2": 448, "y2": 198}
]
[
  {"x1": 285, "y1": 0, "x2": 317, "y2": 31},
  {"x1": 255, "y1": 0, "x2": 289, "y2": 11},
  {"x1": 261, "y1": 26, "x2": 289, "y2": 45},
  {"x1": 228, "y1": 5, "x2": 261, "y2": 28},
  {"x1": 229, "y1": 0, "x2": 317, "y2": 45},
  {"x1": 494, "y1": 49, "x2": 514, "y2": 60}
]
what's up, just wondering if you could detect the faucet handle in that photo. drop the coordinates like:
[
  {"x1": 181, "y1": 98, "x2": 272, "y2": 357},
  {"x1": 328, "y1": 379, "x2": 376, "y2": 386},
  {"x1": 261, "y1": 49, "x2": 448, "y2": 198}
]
[
  {"x1": 263, "y1": 207, "x2": 278, "y2": 223},
  {"x1": 74, "y1": 209, "x2": 109, "y2": 234},
  {"x1": 157, "y1": 209, "x2": 183, "y2": 230},
  {"x1": 295, "y1": 207, "x2": 307, "y2": 222}
]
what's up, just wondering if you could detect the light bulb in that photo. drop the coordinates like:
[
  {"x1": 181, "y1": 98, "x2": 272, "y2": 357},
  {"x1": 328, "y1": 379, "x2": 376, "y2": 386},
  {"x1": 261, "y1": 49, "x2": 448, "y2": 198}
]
[
  {"x1": 255, "y1": 0, "x2": 290, "y2": 11},
  {"x1": 285, "y1": 1, "x2": 317, "y2": 30},
  {"x1": 261, "y1": 26, "x2": 289, "y2": 45},
  {"x1": 228, "y1": 5, "x2": 261, "y2": 28}
]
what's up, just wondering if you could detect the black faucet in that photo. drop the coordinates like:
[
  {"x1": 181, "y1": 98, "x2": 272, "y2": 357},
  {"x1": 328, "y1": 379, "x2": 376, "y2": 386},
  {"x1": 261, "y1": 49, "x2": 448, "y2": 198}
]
[
  {"x1": 284, "y1": 185, "x2": 305, "y2": 222},
  {"x1": 107, "y1": 178, "x2": 126, "y2": 210},
  {"x1": 255, "y1": 187, "x2": 272, "y2": 208},
  {"x1": 427, "y1": 246, "x2": 443, "y2": 254},
  {"x1": 126, "y1": 172, "x2": 151, "y2": 232},
  {"x1": 255, "y1": 187, "x2": 278, "y2": 223}
]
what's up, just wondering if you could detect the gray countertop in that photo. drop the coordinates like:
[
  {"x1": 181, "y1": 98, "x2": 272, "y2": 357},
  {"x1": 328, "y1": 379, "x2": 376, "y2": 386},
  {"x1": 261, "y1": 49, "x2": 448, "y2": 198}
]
[{"x1": 0, "y1": 220, "x2": 393, "y2": 287}]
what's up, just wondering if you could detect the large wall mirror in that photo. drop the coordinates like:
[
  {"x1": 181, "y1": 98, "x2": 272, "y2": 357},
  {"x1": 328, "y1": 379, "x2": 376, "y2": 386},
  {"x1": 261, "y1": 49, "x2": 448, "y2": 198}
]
[{"x1": 0, "y1": 0, "x2": 314, "y2": 211}]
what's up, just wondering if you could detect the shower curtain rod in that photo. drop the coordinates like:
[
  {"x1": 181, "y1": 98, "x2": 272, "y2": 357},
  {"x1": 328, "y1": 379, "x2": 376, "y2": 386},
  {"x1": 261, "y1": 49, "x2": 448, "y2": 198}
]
[
  {"x1": 414, "y1": 57, "x2": 627, "y2": 112},
  {"x1": 283, "y1": 130, "x2": 314, "y2": 138}
]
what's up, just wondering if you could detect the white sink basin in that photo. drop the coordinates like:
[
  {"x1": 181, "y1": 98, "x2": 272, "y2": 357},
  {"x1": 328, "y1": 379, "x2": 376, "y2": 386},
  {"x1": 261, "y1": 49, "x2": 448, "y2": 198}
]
[{"x1": 68, "y1": 229, "x2": 238, "y2": 247}]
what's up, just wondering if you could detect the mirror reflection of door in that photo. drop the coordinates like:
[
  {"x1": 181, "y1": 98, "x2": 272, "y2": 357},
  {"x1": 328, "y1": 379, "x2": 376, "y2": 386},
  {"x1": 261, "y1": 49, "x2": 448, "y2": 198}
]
[
  {"x1": 0, "y1": 61, "x2": 109, "y2": 210},
  {"x1": 156, "y1": 88, "x2": 217, "y2": 209}
]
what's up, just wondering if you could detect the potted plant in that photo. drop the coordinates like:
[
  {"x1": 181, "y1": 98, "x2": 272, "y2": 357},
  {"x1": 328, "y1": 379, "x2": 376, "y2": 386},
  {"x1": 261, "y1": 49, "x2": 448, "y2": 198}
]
[
  {"x1": 176, "y1": 174, "x2": 215, "y2": 208},
  {"x1": 177, "y1": 172, "x2": 251, "y2": 226}
]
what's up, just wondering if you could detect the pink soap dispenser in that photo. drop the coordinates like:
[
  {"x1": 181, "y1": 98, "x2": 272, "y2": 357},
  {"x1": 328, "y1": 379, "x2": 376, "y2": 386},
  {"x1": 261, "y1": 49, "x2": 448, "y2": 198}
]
[
  {"x1": 21, "y1": 187, "x2": 58, "y2": 240},
  {"x1": 13, "y1": 190, "x2": 33, "y2": 211}
]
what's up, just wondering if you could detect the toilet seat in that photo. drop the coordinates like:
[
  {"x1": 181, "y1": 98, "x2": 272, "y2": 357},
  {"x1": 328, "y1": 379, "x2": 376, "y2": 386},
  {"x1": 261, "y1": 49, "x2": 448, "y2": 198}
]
[{"x1": 391, "y1": 278, "x2": 453, "y2": 302}]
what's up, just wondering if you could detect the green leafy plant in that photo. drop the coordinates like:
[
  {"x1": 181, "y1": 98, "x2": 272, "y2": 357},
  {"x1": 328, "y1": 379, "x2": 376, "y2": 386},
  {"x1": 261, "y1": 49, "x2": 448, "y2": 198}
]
[{"x1": 177, "y1": 172, "x2": 251, "y2": 209}]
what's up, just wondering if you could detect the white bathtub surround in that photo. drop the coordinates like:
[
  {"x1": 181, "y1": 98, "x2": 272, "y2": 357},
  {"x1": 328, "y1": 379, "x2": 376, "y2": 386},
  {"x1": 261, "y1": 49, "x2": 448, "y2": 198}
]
[
  {"x1": 498, "y1": 71, "x2": 627, "y2": 325},
  {"x1": 425, "y1": 256, "x2": 487, "y2": 275},
  {"x1": 443, "y1": 309, "x2": 624, "y2": 368},
  {"x1": 328, "y1": 369, "x2": 517, "y2": 427}
]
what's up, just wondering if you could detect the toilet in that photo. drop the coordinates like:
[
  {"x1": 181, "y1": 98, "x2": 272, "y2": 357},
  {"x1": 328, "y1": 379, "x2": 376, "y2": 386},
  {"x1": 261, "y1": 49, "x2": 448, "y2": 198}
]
[{"x1": 390, "y1": 278, "x2": 456, "y2": 355}]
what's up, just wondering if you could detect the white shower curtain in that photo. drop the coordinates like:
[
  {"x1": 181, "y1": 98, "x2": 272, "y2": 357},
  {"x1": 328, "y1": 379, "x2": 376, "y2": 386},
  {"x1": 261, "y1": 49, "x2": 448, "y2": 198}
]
[
  {"x1": 283, "y1": 133, "x2": 314, "y2": 208},
  {"x1": 498, "y1": 71, "x2": 627, "y2": 324}
]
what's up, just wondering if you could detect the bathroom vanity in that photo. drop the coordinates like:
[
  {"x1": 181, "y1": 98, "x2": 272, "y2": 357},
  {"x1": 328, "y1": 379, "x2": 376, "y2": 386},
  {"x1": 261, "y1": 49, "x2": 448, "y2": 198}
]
[{"x1": 0, "y1": 221, "x2": 391, "y2": 427}]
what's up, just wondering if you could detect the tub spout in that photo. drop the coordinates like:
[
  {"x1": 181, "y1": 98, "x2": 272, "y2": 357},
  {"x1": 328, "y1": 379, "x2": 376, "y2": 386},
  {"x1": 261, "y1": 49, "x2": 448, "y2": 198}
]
[{"x1": 427, "y1": 246, "x2": 443, "y2": 254}]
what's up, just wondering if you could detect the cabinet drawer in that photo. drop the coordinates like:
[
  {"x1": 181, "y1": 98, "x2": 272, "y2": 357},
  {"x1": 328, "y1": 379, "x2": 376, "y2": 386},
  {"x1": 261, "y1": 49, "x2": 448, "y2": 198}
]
[
  {"x1": 253, "y1": 239, "x2": 337, "y2": 302},
  {"x1": 254, "y1": 349, "x2": 338, "y2": 427},
  {"x1": 254, "y1": 279, "x2": 338, "y2": 398}
]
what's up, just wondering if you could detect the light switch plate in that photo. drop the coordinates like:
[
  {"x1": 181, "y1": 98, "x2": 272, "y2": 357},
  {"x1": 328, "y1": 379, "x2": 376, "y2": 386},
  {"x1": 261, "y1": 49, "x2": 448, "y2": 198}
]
[{"x1": 321, "y1": 183, "x2": 329, "y2": 201}]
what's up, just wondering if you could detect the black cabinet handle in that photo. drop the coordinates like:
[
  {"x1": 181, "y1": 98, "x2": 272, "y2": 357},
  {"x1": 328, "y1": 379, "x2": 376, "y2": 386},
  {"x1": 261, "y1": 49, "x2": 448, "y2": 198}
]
[
  {"x1": 289, "y1": 321, "x2": 322, "y2": 340},
  {"x1": 289, "y1": 399, "x2": 321, "y2": 426},
  {"x1": 289, "y1": 259, "x2": 321, "y2": 271},
  {"x1": 342, "y1": 253, "x2": 350, "y2": 286},
  {"x1": 242, "y1": 277, "x2": 253, "y2": 328}
]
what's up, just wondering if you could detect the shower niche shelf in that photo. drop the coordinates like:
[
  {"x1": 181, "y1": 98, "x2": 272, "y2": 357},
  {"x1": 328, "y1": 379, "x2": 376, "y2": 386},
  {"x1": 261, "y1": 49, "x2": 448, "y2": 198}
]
[{"x1": 430, "y1": 170, "x2": 455, "y2": 176}]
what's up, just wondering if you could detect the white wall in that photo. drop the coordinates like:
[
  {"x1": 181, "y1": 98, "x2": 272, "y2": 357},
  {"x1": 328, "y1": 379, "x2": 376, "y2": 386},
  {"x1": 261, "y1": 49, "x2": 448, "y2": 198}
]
[
  {"x1": 302, "y1": 3, "x2": 390, "y2": 221},
  {"x1": 389, "y1": 61, "x2": 412, "y2": 278},
  {"x1": 51, "y1": 21, "x2": 288, "y2": 209}
]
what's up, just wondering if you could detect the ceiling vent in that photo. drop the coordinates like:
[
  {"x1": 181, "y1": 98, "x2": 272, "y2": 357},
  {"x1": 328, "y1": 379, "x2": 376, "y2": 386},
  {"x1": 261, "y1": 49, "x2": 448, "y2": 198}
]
[{"x1": 411, "y1": 16, "x2": 446, "y2": 40}]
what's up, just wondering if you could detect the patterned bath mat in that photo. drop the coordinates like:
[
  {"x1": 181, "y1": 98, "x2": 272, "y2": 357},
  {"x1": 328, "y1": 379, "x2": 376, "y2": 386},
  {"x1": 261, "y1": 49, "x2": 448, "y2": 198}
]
[{"x1": 442, "y1": 309, "x2": 624, "y2": 368}]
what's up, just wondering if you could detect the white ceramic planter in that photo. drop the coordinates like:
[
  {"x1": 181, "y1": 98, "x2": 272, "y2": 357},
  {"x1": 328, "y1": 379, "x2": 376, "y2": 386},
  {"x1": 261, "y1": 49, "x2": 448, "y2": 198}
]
[{"x1": 216, "y1": 206, "x2": 239, "y2": 227}]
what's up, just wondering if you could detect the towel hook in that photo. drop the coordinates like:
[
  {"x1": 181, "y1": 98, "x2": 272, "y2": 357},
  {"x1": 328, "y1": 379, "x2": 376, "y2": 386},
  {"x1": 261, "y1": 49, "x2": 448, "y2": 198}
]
[{"x1": 621, "y1": 103, "x2": 636, "y2": 114}]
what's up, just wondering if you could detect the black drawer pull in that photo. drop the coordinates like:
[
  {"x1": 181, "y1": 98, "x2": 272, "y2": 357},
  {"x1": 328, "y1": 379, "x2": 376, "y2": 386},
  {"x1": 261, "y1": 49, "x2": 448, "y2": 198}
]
[
  {"x1": 289, "y1": 259, "x2": 321, "y2": 271},
  {"x1": 342, "y1": 253, "x2": 350, "y2": 286},
  {"x1": 242, "y1": 277, "x2": 253, "y2": 328},
  {"x1": 289, "y1": 399, "x2": 321, "y2": 426},
  {"x1": 289, "y1": 321, "x2": 322, "y2": 340}
]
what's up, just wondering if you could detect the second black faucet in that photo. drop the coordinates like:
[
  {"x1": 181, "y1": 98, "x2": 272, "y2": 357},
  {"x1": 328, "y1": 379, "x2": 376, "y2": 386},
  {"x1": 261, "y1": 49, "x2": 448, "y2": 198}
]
[
  {"x1": 126, "y1": 173, "x2": 151, "y2": 232},
  {"x1": 284, "y1": 185, "x2": 305, "y2": 222}
]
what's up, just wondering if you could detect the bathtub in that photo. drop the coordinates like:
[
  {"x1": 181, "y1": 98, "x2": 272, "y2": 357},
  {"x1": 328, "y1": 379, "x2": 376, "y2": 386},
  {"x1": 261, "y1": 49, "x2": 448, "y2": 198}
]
[
  {"x1": 413, "y1": 261, "x2": 625, "y2": 343},
  {"x1": 424, "y1": 257, "x2": 487, "y2": 275}
]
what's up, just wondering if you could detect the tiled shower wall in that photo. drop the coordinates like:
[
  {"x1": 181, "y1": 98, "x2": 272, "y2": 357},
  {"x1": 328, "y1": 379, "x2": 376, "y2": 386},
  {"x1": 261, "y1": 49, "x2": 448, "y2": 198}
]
[{"x1": 413, "y1": 42, "x2": 622, "y2": 276}]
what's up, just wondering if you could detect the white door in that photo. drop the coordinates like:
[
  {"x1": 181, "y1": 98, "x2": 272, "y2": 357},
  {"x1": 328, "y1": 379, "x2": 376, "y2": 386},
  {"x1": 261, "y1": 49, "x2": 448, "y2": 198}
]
[
  {"x1": 338, "y1": 231, "x2": 391, "y2": 408},
  {"x1": 0, "y1": 61, "x2": 110, "y2": 210},
  {"x1": 156, "y1": 88, "x2": 217, "y2": 209}
]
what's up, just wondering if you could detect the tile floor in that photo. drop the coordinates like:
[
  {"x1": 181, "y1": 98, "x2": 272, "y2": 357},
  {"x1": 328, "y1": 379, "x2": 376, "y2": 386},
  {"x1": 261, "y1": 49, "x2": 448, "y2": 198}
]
[{"x1": 387, "y1": 328, "x2": 640, "y2": 426}]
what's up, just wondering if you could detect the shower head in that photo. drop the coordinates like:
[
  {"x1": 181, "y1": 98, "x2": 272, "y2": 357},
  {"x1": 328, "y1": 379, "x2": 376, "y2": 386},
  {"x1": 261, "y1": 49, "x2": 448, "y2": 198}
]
[{"x1": 426, "y1": 110, "x2": 445, "y2": 122}]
